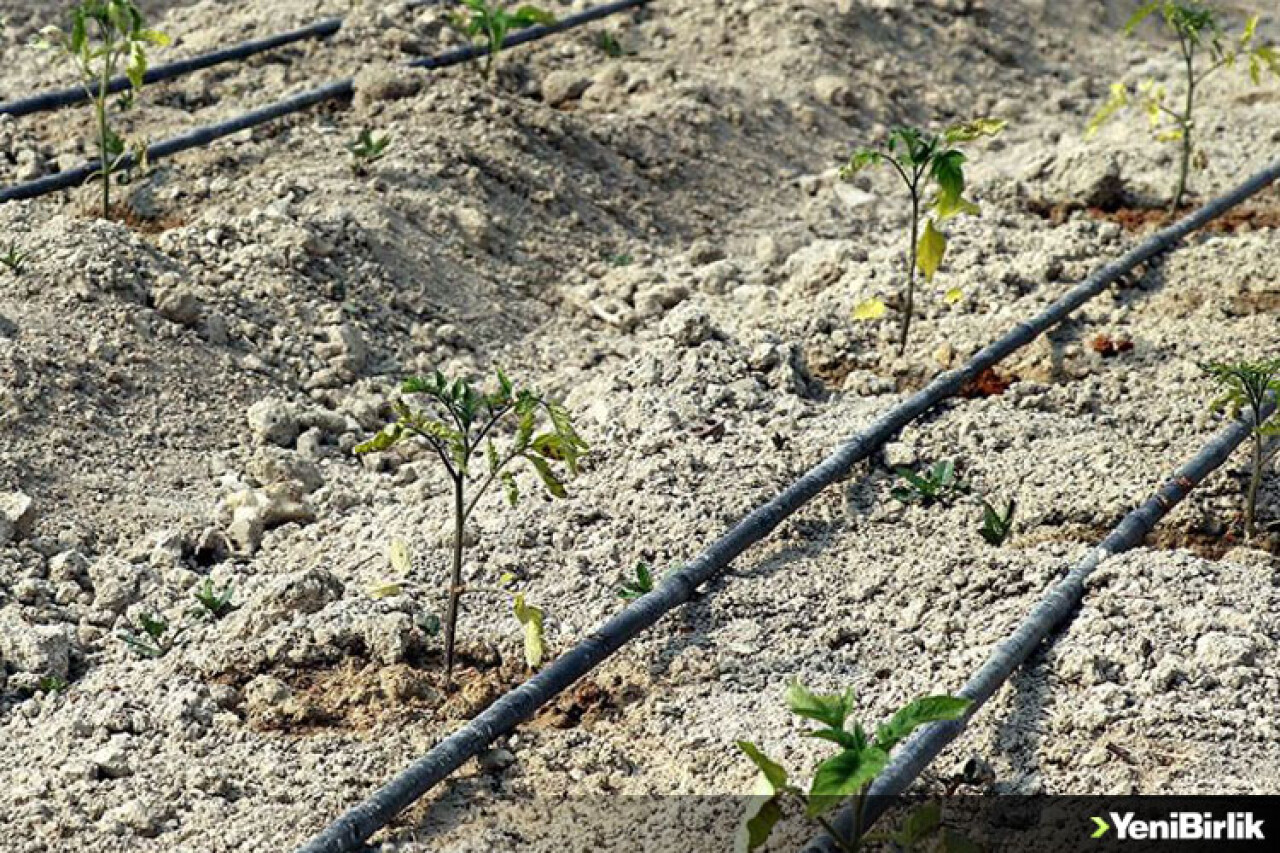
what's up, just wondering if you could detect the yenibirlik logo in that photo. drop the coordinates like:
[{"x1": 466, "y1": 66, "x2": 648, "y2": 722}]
[{"x1": 1091, "y1": 812, "x2": 1265, "y2": 841}]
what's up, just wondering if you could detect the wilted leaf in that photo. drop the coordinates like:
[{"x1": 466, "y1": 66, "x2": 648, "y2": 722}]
[
  {"x1": 367, "y1": 580, "x2": 403, "y2": 600},
  {"x1": 513, "y1": 593, "x2": 545, "y2": 669},
  {"x1": 944, "y1": 287, "x2": 964, "y2": 305},
  {"x1": 852, "y1": 297, "x2": 887, "y2": 321},
  {"x1": 916, "y1": 219, "x2": 947, "y2": 281},
  {"x1": 388, "y1": 538, "x2": 412, "y2": 574}
]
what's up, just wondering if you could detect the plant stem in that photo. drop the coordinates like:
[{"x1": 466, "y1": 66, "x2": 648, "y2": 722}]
[
  {"x1": 1246, "y1": 433, "x2": 1263, "y2": 540},
  {"x1": 1171, "y1": 42, "x2": 1195, "y2": 215},
  {"x1": 97, "y1": 31, "x2": 113, "y2": 219},
  {"x1": 443, "y1": 474, "x2": 466, "y2": 680},
  {"x1": 899, "y1": 188, "x2": 919, "y2": 357},
  {"x1": 816, "y1": 815, "x2": 859, "y2": 853}
]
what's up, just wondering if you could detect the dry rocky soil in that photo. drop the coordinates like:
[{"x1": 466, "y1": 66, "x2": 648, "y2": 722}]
[{"x1": 0, "y1": 0, "x2": 1278, "y2": 851}]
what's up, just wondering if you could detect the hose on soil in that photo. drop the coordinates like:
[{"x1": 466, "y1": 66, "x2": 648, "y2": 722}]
[
  {"x1": 0, "y1": 0, "x2": 653, "y2": 203},
  {"x1": 803, "y1": 392, "x2": 1277, "y2": 853},
  {"x1": 0, "y1": 0, "x2": 446, "y2": 118},
  {"x1": 289, "y1": 161, "x2": 1280, "y2": 853}
]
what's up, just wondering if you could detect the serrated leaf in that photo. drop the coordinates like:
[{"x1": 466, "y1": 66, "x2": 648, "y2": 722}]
[
  {"x1": 942, "y1": 117, "x2": 1007, "y2": 144},
  {"x1": 501, "y1": 471, "x2": 519, "y2": 507},
  {"x1": 807, "y1": 747, "x2": 889, "y2": 814},
  {"x1": 736, "y1": 741, "x2": 788, "y2": 792},
  {"x1": 1124, "y1": 0, "x2": 1161, "y2": 34},
  {"x1": 513, "y1": 593, "x2": 545, "y2": 669},
  {"x1": 916, "y1": 219, "x2": 947, "y2": 282},
  {"x1": 736, "y1": 794, "x2": 784, "y2": 853},
  {"x1": 524, "y1": 453, "x2": 567, "y2": 498},
  {"x1": 839, "y1": 149, "x2": 883, "y2": 180},
  {"x1": 852, "y1": 297, "x2": 887, "y2": 321},
  {"x1": 875, "y1": 696, "x2": 972, "y2": 752},
  {"x1": 355, "y1": 424, "x2": 404, "y2": 454},
  {"x1": 786, "y1": 681, "x2": 854, "y2": 730}
]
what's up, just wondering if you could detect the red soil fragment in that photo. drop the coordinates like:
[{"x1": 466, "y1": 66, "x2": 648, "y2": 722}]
[
  {"x1": 1090, "y1": 334, "x2": 1134, "y2": 358},
  {"x1": 960, "y1": 366, "x2": 1014, "y2": 398}
]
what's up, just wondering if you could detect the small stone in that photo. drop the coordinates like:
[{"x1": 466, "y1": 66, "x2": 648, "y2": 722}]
[
  {"x1": 88, "y1": 556, "x2": 144, "y2": 614},
  {"x1": 477, "y1": 747, "x2": 517, "y2": 772},
  {"x1": 813, "y1": 74, "x2": 856, "y2": 107},
  {"x1": 659, "y1": 304, "x2": 714, "y2": 347},
  {"x1": 247, "y1": 398, "x2": 301, "y2": 448},
  {"x1": 0, "y1": 491, "x2": 36, "y2": 544},
  {"x1": 90, "y1": 736, "x2": 134, "y2": 779},
  {"x1": 0, "y1": 617, "x2": 71, "y2": 679},
  {"x1": 352, "y1": 65, "x2": 423, "y2": 107},
  {"x1": 155, "y1": 288, "x2": 202, "y2": 326},
  {"x1": 542, "y1": 70, "x2": 591, "y2": 107},
  {"x1": 49, "y1": 550, "x2": 90, "y2": 585},
  {"x1": 246, "y1": 447, "x2": 324, "y2": 493}
]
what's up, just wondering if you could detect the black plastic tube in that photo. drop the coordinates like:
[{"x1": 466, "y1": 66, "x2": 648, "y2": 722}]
[
  {"x1": 287, "y1": 163, "x2": 1280, "y2": 853},
  {"x1": 0, "y1": 0, "x2": 653, "y2": 203},
  {"x1": 803, "y1": 395, "x2": 1277, "y2": 853},
  {"x1": 0, "y1": 17, "x2": 343, "y2": 117}
]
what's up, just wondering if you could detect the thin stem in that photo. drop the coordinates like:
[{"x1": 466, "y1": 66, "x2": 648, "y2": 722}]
[
  {"x1": 97, "y1": 27, "x2": 114, "y2": 218},
  {"x1": 443, "y1": 474, "x2": 466, "y2": 680},
  {"x1": 815, "y1": 816, "x2": 859, "y2": 853},
  {"x1": 1246, "y1": 433, "x2": 1263, "y2": 540},
  {"x1": 900, "y1": 185, "x2": 920, "y2": 357},
  {"x1": 1171, "y1": 37, "x2": 1195, "y2": 215}
]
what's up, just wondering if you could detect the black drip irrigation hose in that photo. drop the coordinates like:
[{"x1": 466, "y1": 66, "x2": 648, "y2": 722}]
[
  {"x1": 0, "y1": 17, "x2": 343, "y2": 118},
  {"x1": 288, "y1": 161, "x2": 1280, "y2": 853},
  {"x1": 0, "y1": 0, "x2": 653, "y2": 204},
  {"x1": 803, "y1": 394, "x2": 1278, "y2": 853}
]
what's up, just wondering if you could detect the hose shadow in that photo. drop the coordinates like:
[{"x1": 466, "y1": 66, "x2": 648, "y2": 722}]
[{"x1": 994, "y1": 644, "x2": 1051, "y2": 792}]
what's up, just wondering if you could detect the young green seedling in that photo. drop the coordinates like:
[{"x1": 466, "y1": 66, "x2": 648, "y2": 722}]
[
  {"x1": 120, "y1": 612, "x2": 170, "y2": 658},
  {"x1": 737, "y1": 681, "x2": 971, "y2": 853},
  {"x1": 190, "y1": 578, "x2": 235, "y2": 621},
  {"x1": 0, "y1": 243, "x2": 27, "y2": 274},
  {"x1": 978, "y1": 498, "x2": 1016, "y2": 546},
  {"x1": 1087, "y1": 3, "x2": 1279, "y2": 214},
  {"x1": 452, "y1": 0, "x2": 556, "y2": 79},
  {"x1": 356, "y1": 369, "x2": 587, "y2": 678},
  {"x1": 35, "y1": 1, "x2": 169, "y2": 219},
  {"x1": 596, "y1": 30, "x2": 623, "y2": 58},
  {"x1": 1201, "y1": 358, "x2": 1280, "y2": 539},
  {"x1": 38, "y1": 675, "x2": 69, "y2": 695},
  {"x1": 892, "y1": 459, "x2": 967, "y2": 505},
  {"x1": 839, "y1": 119, "x2": 1005, "y2": 355},
  {"x1": 348, "y1": 128, "x2": 391, "y2": 176},
  {"x1": 617, "y1": 561, "x2": 656, "y2": 601}
]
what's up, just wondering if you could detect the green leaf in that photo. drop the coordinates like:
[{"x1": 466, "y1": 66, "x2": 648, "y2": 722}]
[
  {"x1": 875, "y1": 696, "x2": 972, "y2": 752},
  {"x1": 786, "y1": 681, "x2": 854, "y2": 730},
  {"x1": 524, "y1": 453, "x2": 567, "y2": 498},
  {"x1": 355, "y1": 423, "x2": 404, "y2": 454},
  {"x1": 807, "y1": 747, "x2": 889, "y2": 814},
  {"x1": 839, "y1": 149, "x2": 883, "y2": 180},
  {"x1": 1124, "y1": 0, "x2": 1162, "y2": 34},
  {"x1": 501, "y1": 471, "x2": 519, "y2": 507},
  {"x1": 737, "y1": 794, "x2": 784, "y2": 853},
  {"x1": 916, "y1": 218, "x2": 947, "y2": 282},
  {"x1": 513, "y1": 593, "x2": 545, "y2": 669},
  {"x1": 806, "y1": 727, "x2": 861, "y2": 750},
  {"x1": 736, "y1": 741, "x2": 789, "y2": 792},
  {"x1": 942, "y1": 117, "x2": 1007, "y2": 144},
  {"x1": 898, "y1": 802, "x2": 943, "y2": 845},
  {"x1": 512, "y1": 5, "x2": 556, "y2": 26}
]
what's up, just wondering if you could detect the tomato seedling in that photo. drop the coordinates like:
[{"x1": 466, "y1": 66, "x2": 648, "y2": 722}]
[
  {"x1": 357, "y1": 369, "x2": 587, "y2": 678},
  {"x1": 840, "y1": 119, "x2": 1005, "y2": 355},
  {"x1": 190, "y1": 578, "x2": 235, "y2": 621},
  {"x1": 0, "y1": 243, "x2": 27, "y2": 274},
  {"x1": 1087, "y1": 3, "x2": 1279, "y2": 213},
  {"x1": 737, "y1": 681, "x2": 971, "y2": 852},
  {"x1": 1202, "y1": 359, "x2": 1280, "y2": 539},
  {"x1": 35, "y1": 0, "x2": 169, "y2": 219},
  {"x1": 978, "y1": 498, "x2": 1016, "y2": 546},
  {"x1": 452, "y1": 0, "x2": 556, "y2": 79},
  {"x1": 891, "y1": 459, "x2": 967, "y2": 506},
  {"x1": 348, "y1": 128, "x2": 391, "y2": 176}
]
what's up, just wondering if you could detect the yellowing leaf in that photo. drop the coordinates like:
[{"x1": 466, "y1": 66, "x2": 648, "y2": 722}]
[
  {"x1": 852, "y1": 298, "x2": 887, "y2": 321},
  {"x1": 513, "y1": 593, "x2": 545, "y2": 669},
  {"x1": 1086, "y1": 82, "x2": 1129, "y2": 139},
  {"x1": 916, "y1": 219, "x2": 947, "y2": 282},
  {"x1": 367, "y1": 580, "x2": 403, "y2": 600},
  {"x1": 944, "y1": 287, "x2": 963, "y2": 305},
  {"x1": 388, "y1": 538, "x2": 412, "y2": 575}
]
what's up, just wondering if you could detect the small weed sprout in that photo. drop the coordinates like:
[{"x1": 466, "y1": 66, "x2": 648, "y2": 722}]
[
  {"x1": 38, "y1": 675, "x2": 69, "y2": 695},
  {"x1": 35, "y1": 1, "x2": 169, "y2": 218},
  {"x1": 978, "y1": 498, "x2": 1016, "y2": 546},
  {"x1": 596, "y1": 30, "x2": 623, "y2": 58},
  {"x1": 839, "y1": 119, "x2": 1005, "y2": 355},
  {"x1": 0, "y1": 243, "x2": 28, "y2": 274},
  {"x1": 617, "y1": 562, "x2": 657, "y2": 600},
  {"x1": 190, "y1": 578, "x2": 235, "y2": 621},
  {"x1": 891, "y1": 459, "x2": 967, "y2": 505},
  {"x1": 1202, "y1": 358, "x2": 1280, "y2": 539},
  {"x1": 1087, "y1": 3, "x2": 1279, "y2": 213},
  {"x1": 357, "y1": 369, "x2": 587, "y2": 678},
  {"x1": 452, "y1": 0, "x2": 556, "y2": 79},
  {"x1": 120, "y1": 612, "x2": 170, "y2": 658},
  {"x1": 348, "y1": 128, "x2": 391, "y2": 175},
  {"x1": 737, "y1": 681, "x2": 971, "y2": 852}
]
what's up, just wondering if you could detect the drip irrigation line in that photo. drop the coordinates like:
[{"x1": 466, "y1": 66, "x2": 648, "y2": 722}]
[
  {"x1": 0, "y1": 0, "x2": 653, "y2": 204},
  {"x1": 1, "y1": 17, "x2": 344, "y2": 118},
  {"x1": 289, "y1": 162, "x2": 1280, "y2": 853},
  {"x1": 804, "y1": 394, "x2": 1277, "y2": 853},
  {"x1": 0, "y1": 0, "x2": 446, "y2": 118}
]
